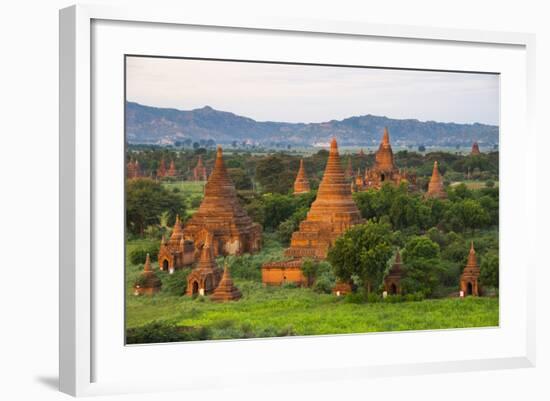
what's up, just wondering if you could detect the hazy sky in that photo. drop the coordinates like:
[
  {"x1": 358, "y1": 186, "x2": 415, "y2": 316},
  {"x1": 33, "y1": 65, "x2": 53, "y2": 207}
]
[{"x1": 126, "y1": 56, "x2": 499, "y2": 126}]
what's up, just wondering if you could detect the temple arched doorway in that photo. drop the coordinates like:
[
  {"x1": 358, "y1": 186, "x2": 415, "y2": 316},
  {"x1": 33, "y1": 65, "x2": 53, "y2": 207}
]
[
  {"x1": 390, "y1": 283, "x2": 397, "y2": 295},
  {"x1": 467, "y1": 282, "x2": 473, "y2": 296},
  {"x1": 191, "y1": 281, "x2": 199, "y2": 295},
  {"x1": 162, "y1": 259, "x2": 169, "y2": 271},
  {"x1": 381, "y1": 174, "x2": 385, "y2": 182}
]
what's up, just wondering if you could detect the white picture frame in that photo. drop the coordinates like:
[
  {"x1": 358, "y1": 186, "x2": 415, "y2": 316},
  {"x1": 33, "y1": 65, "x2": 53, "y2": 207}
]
[{"x1": 59, "y1": 4, "x2": 536, "y2": 397}]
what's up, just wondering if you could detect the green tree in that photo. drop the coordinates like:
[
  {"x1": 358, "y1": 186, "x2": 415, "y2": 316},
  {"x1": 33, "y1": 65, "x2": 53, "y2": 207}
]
[
  {"x1": 255, "y1": 155, "x2": 295, "y2": 194},
  {"x1": 126, "y1": 178, "x2": 184, "y2": 236},
  {"x1": 401, "y1": 236, "x2": 443, "y2": 296},
  {"x1": 480, "y1": 252, "x2": 499, "y2": 289},
  {"x1": 327, "y1": 222, "x2": 393, "y2": 294}
]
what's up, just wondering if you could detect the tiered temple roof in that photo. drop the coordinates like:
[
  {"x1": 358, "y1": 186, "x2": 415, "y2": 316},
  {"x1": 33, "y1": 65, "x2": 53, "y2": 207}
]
[
  {"x1": 134, "y1": 253, "x2": 162, "y2": 295},
  {"x1": 460, "y1": 242, "x2": 481, "y2": 296},
  {"x1": 182, "y1": 146, "x2": 261, "y2": 256},
  {"x1": 384, "y1": 249, "x2": 404, "y2": 295},
  {"x1": 167, "y1": 160, "x2": 177, "y2": 177},
  {"x1": 276, "y1": 138, "x2": 363, "y2": 256},
  {"x1": 374, "y1": 128, "x2": 396, "y2": 172},
  {"x1": 355, "y1": 128, "x2": 416, "y2": 191},
  {"x1": 186, "y1": 232, "x2": 222, "y2": 296},
  {"x1": 126, "y1": 159, "x2": 141, "y2": 179},
  {"x1": 192, "y1": 155, "x2": 208, "y2": 181},
  {"x1": 426, "y1": 161, "x2": 447, "y2": 199},
  {"x1": 210, "y1": 262, "x2": 242, "y2": 302},
  {"x1": 471, "y1": 142, "x2": 481, "y2": 155},
  {"x1": 293, "y1": 159, "x2": 311, "y2": 194},
  {"x1": 157, "y1": 158, "x2": 167, "y2": 178}
]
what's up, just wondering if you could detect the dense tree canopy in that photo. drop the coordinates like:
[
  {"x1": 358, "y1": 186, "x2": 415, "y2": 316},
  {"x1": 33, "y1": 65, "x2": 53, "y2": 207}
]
[{"x1": 328, "y1": 222, "x2": 393, "y2": 293}]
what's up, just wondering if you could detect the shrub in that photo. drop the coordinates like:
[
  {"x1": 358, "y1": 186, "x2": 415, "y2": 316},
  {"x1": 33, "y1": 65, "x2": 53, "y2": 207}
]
[
  {"x1": 129, "y1": 243, "x2": 160, "y2": 265},
  {"x1": 126, "y1": 321, "x2": 210, "y2": 344},
  {"x1": 160, "y1": 269, "x2": 190, "y2": 296}
]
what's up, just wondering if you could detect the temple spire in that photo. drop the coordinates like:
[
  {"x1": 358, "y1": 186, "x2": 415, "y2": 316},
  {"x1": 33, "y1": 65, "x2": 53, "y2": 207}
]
[
  {"x1": 426, "y1": 161, "x2": 447, "y2": 199},
  {"x1": 144, "y1": 253, "x2": 152, "y2": 273},
  {"x1": 467, "y1": 241, "x2": 477, "y2": 266},
  {"x1": 293, "y1": 159, "x2": 310, "y2": 194},
  {"x1": 382, "y1": 127, "x2": 390, "y2": 145}
]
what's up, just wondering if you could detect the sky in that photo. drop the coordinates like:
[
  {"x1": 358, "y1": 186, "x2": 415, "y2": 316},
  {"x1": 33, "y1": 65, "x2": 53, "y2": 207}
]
[{"x1": 126, "y1": 56, "x2": 499, "y2": 126}]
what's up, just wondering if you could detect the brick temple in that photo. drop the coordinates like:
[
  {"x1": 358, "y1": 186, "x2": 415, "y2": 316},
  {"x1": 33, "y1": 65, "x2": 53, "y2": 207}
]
[
  {"x1": 167, "y1": 160, "x2": 177, "y2": 177},
  {"x1": 182, "y1": 146, "x2": 262, "y2": 257},
  {"x1": 383, "y1": 249, "x2": 404, "y2": 295},
  {"x1": 210, "y1": 262, "x2": 242, "y2": 302},
  {"x1": 293, "y1": 159, "x2": 311, "y2": 195},
  {"x1": 354, "y1": 128, "x2": 416, "y2": 191},
  {"x1": 262, "y1": 138, "x2": 363, "y2": 286},
  {"x1": 156, "y1": 158, "x2": 167, "y2": 178},
  {"x1": 158, "y1": 215, "x2": 196, "y2": 271},
  {"x1": 133, "y1": 253, "x2": 162, "y2": 296},
  {"x1": 426, "y1": 161, "x2": 447, "y2": 199},
  {"x1": 126, "y1": 159, "x2": 141, "y2": 179},
  {"x1": 192, "y1": 155, "x2": 208, "y2": 181},
  {"x1": 471, "y1": 141, "x2": 481, "y2": 155},
  {"x1": 186, "y1": 232, "x2": 222, "y2": 296},
  {"x1": 460, "y1": 242, "x2": 481, "y2": 296}
]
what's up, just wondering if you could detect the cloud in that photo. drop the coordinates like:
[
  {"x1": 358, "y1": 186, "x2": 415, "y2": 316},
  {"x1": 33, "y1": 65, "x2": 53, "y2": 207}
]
[{"x1": 126, "y1": 56, "x2": 499, "y2": 125}]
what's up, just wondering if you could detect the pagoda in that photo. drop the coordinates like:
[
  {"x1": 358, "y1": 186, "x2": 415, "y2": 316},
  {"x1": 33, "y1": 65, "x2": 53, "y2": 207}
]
[
  {"x1": 293, "y1": 159, "x2": 311, "y2": 195},
  {"x1": 182, "y1": 146, "x2": 262, "y2": 257},
  {"x1": 192, "y1": 155, "x2": 208, "y2": 181},
  {"x1": 262, "y1": 138, "x2": 363, "y2": 286},
  {"x1": 156, "y1": 158, "x2": 167, "y2": 178},
  {"x1": 133, "y1": 253, "x2": 162, "y2": 296},
  {"x1": 358, "y1": 128, "x2": 416, "y2": 190},
  {"x1": 210, "y1": 262, "x2": 242, "y2": 302},
  {"x1": 186, "y1": 232, "x2": 222, "y2": 296},
  {"x1": 383, "y1": 249, "x2": 404, "y2": 295},
  {"x1": 460, "y1": 242, "x2": 481, "y2": 296},
  {"x1": 471, "y1": 141, "x2": 481, "y2": 155},
  {"x1": 126, "y1": 159, "x2": 141, "y2": 179},
  {"x1": 167, "y1": 160, "x2": 177, "y2": 177},
  {"x1": 426, "y1": 161, "x2": 447, "y2": 199},
  {"x1": 158, "y1": 214, "x2": 195, "y2": 272}
]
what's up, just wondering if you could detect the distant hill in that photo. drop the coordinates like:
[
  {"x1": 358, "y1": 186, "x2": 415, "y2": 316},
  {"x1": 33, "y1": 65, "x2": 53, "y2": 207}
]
[{"x1": 125, "y1": 101, "x2": 499, "y2": 148}]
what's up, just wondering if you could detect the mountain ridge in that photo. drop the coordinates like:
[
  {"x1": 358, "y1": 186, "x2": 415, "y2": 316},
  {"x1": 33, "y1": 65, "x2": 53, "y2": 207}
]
[{"x1": 125, "y1": 101, "x2": 499, "y2": 147}]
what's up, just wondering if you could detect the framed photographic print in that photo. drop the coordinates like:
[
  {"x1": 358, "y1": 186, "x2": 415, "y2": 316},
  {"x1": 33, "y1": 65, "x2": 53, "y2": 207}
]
[{"x1": 60, "y1": 4, "x2": 536, "y2": 397}]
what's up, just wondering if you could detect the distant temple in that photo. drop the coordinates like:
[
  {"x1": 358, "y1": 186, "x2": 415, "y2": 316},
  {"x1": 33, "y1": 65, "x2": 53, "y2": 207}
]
[
  {"x1": 156, "y1": 158, "x2": 167, "y2": 178},
  {"x1": 460, "y1": 242, "x2": 481, "y2": 296},
  {"x1": 210, "y1": 262, "x2": 242, "y2": 302},
  {"x1": 182, "y1": 146, "x2": 262, "y2": 257},
  {"x1": 262, "y1": 138, "x2": 363, "y2": 286},
  {"x1": 426, "y1": 161, "x2": 447, "y2": 199},
  {"x1": 354, "y1": 128, "x2": 416, "y2": 191},
  {"x1": 192, "y1": 155, "x2": 208, "y2": 181},
  {"x1": 186, "y1": 232, "x2": 222, "y2": 296},
  {"x1": 344, "y1": 157, "x2": 354, "y2": 181},
  {"x1": 158, "y1": 215, "x2": 196, "y2": 272},
  {"x1": 383, "y1": 249, "x2": 404, "y2": 295},
  {"x1": 167, "y1": 160, "x2": 177, "y2": 177},
  {"x1": 293, "y1": 159, "x2": 311, "y2": 195},
  {"x1": 126, "y1": 159, "x2": 141, "y2": 179},
  {"x1": 471, "y1": 141, "x2": 481, "y2": 155},
  {"x1": 133, "y1": 253, "x2": 162, "y2": 296}
]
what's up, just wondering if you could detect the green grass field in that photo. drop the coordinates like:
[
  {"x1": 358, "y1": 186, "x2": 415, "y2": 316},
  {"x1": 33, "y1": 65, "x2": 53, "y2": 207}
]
[
  {"x1": 126, "y1": 283, "x2": 498, "y2": 339},
  {"x1": 126, "y1": 233, "x2": 499, "y2": 342},
  {"x1": 449, "y1": 180, "x2": 498, "y2": 190}
]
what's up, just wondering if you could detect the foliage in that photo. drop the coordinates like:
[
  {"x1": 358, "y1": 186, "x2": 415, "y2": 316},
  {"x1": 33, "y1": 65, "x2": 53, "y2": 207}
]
[
  {"x1": 480, "y1": 251, "x2": 499, "y2": 289},
  {"x1": 401, "y1": 236, "x2": 443, "y2": 297},
  {"x1": 255, "y1": 155, "x2": 296, "y2": 194},
  {"x1": 128, "y1": 243, "x2": 160, "y2": 265},
  {"x1": 126, "y1": 321, "x2": 210, "y2": 344},
  {"x1": 160, "y1": 269, "x2": 191, "y2": 296},
  {"x1": 327, "y1": 222, "x2": 393, "y2": 293},
  {"x1": 126, "y1": 179, "x2": 184, "y2": 235}
]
